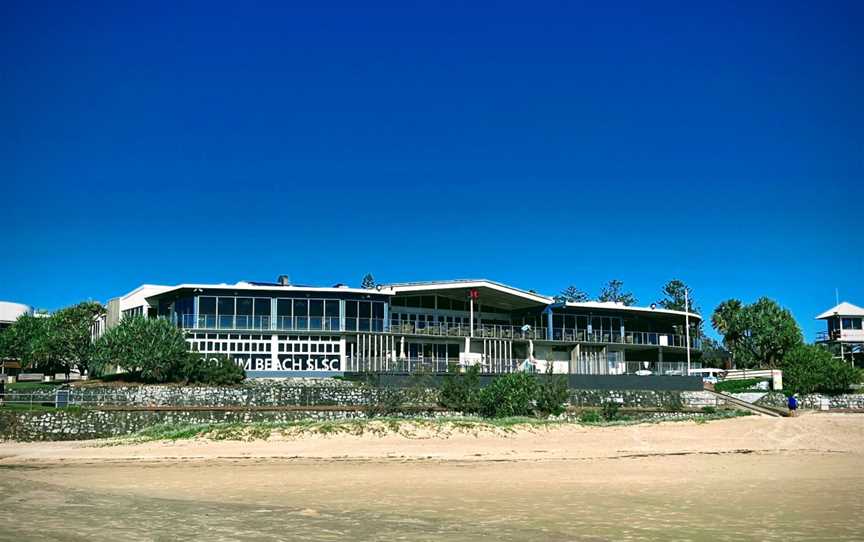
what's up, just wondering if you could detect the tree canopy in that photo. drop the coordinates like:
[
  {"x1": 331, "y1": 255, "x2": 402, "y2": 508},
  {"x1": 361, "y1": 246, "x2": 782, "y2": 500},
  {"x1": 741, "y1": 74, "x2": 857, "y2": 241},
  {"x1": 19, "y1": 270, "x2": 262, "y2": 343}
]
[
  {"x1": 361, "y1": 273, "x2": 376, "y2": 289},
  {"x1": 50, "y1": 301, "x2": 105, "y2": 375},
  {"x1": 93, "y1": 316, "x2": 191, "y2": 382},
  {"x1": 0, "y1": 302, "x2": 105, "y2": 376},
  {"x1": 783, "y1": 344, "x2": 861, "y2": 395},
  {"x1": 555, "y1": 285, "x2": 589, "y2": 303},
  {"x1": 657, "y1": 279, "x2": 699, "y2": 314},
  {"x1": 710, "y1": 297, "x2": 802, "y2": 368},
  {"x1": 597, "y1": 280, "x2": 636, "y2": 306}
]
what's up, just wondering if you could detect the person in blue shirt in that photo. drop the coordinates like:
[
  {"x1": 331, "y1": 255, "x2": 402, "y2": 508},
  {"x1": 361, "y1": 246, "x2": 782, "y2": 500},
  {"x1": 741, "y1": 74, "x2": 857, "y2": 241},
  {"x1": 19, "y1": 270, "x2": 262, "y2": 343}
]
[{"x1": 787, "y1": 394, "x2": 799, "y2": 415}]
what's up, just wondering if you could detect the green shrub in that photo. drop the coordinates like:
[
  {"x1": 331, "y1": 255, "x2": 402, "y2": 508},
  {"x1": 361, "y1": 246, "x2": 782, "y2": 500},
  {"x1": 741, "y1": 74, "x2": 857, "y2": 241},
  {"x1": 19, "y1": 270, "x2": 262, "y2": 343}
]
[
  {"x1": 438, "y1": 364, "x2": 482, "y2": 413},
  {"x1": 535, "y1": 373, "x2": 569, "y2": 417},
  {"x1": 478, "y1": 373, "x2": 538, "y2": 418},
  {"x1": 183, "y1": 354, "x2": 246, "y2": 385},
  {"x1": 783, "y1": 344, "x2": 862, "y2": 395},
  {"x1": 93, "y1": 317, "x2": 190, "y2": 382},
  {"x1": 701, "y1": 406, "x2": 717, "y2": 414},
  {"x1": 578, "y1": 409, "x2": 601, "y2": 423},
  {"x1": 601, "y1": 400, "x2": 621, "y2": 421},
  {"x1": 714, "y1": 378, "x2": 768, "y2": 393}
]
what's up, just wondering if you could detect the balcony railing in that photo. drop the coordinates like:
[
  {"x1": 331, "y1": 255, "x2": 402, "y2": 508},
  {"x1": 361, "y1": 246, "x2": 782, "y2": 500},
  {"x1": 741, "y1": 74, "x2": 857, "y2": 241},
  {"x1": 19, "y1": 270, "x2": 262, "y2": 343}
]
[
  {"x1": 175, "y1": 315, "x2": 699, "y2": 348},
  {"x1": 346, "y1": 358, "x2": 697, "y2": 375}
]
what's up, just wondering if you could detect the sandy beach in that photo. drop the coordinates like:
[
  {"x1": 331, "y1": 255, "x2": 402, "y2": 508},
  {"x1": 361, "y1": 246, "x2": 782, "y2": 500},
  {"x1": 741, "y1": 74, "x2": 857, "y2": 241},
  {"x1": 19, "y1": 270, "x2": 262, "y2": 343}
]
[{"x1": 1, "y1": 414, "x2": 862, "y2": 541}]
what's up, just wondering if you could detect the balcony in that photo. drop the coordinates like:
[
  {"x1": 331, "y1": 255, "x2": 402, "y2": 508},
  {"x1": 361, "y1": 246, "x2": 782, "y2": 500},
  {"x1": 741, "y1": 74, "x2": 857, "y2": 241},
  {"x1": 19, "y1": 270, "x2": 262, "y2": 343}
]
[
  {"x1": 175, "y1": 314, "x2": 699, "y2": 348},
  {"x1": 345, "y1": 357, "x2": 696, "y2": 375}
]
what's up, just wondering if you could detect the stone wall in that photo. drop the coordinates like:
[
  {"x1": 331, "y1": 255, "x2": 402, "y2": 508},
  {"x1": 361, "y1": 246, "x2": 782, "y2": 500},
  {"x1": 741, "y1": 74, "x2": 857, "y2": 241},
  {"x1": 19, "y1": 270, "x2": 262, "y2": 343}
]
[
  {"x1": 15, "y1": 379, "x2": 436, "y2": 408},
  {"x1": 0, "y1": 408, "x2": 460, "y2": 442},
  {"x1": 17, "y1": 379, "x2": 719, "y2": 409},
  {"x1": 569, "y1": 389, "x2": 721, "y2": 409},
  {"x1": 755, "y1": 392, "x2": 864, "y2": 410}
]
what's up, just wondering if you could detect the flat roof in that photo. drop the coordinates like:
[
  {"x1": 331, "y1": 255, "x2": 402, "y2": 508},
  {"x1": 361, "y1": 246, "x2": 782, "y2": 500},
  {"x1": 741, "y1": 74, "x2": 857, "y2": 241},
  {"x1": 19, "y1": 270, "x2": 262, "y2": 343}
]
[
  {"x1": 145, "y1": 282, "x2": 393, "y2": 302},
  {"x1": 132, "y1": 278, "x2": 702, "y2": 320}
]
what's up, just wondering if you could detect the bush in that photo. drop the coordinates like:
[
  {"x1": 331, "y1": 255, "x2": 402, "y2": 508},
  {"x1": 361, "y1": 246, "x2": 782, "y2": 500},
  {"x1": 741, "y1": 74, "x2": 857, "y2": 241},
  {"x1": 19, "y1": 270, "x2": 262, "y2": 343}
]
[
  {"x1": 438, "y1": 364, "x2": 482, "y2": 413},
  {"x1": 478, "y1": 372, "x2": 538, "y2": 418},
  {"x1": 535, "y1": 373, "x2": 569, "y2": 417},
  {"x1": 183, "y1": 354, "x2": 246, "y2": 385},
  {"x1": 601, "y1": 400, "x2": 621, "y2": 421},
  {"x1": 93, "y1": 317, "x2": 190, "y2": 383},
  {"x1": 578, "y1": 409, "x2": 601, "y2": 423},
  {"x1": 714, "y1": 378, "x2": 769, "y2": 393},
  {"x1": 783, "y1": 344, "x2": 862, "y2": 395}
]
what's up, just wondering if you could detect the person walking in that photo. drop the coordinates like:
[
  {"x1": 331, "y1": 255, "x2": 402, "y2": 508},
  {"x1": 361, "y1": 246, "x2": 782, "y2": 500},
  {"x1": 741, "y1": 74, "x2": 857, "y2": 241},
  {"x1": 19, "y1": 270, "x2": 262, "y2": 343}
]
[{"x1": 787, "y1": 394, "x2": 799, "y2": 416}]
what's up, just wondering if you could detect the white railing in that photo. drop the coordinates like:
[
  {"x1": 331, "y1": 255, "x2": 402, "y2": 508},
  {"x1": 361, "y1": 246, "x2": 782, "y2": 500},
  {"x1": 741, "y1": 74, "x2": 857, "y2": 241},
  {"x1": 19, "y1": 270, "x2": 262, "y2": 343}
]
[{"x1": 174, "y1": 314, "x2": 699, "y2": 349}]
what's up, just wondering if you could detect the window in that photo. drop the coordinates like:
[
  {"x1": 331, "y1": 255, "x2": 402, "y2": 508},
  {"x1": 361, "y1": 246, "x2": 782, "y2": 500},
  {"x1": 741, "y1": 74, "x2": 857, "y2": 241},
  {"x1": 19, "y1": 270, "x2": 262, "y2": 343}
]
[
  {"x1": 236, "y1": 298, "x2": 253, "y2": 328},
  {"x1": 218, "y1": 298, "x2": 235, "y2": 328},
  {"x1": 294, "y1": 300, "x2": 308, "y2": 330},
  {"x1": 309, "y1": 300, "x2": 323, "y2": 330},
  {"x1": 842, "y1": 318, "x2": 863, "y2": 330},
  {"x1": 345, "y1": 300, "x2": 358, "y2": 331}
]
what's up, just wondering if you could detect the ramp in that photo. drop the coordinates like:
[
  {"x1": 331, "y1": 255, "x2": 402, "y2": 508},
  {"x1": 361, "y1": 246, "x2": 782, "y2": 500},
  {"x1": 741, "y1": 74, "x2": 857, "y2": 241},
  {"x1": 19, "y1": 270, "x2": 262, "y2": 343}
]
[{"x1": 704, "y1": 389, "x2": 787, "y2": 417}]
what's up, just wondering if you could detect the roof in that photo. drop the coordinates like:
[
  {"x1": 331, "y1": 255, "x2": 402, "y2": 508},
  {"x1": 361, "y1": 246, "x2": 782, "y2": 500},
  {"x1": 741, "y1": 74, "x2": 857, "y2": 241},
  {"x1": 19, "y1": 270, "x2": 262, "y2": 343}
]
[
  {"x1": 564, "y1": 301, "x2": 702, "y2": 321},
  {"x1": 384, "y1": 279, "x2": 553, "y2": 309},
  {"x1": 145, "y1": 282, "x2": 392, "y2": 302},
  {"x1": 816, "y1": 302, "x2": 864, "y2": 319}
]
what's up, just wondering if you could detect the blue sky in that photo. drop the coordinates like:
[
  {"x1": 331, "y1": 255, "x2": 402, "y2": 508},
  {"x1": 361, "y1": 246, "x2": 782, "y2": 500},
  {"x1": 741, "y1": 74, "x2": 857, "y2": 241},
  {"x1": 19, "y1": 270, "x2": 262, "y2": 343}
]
[{"x1": 1, "y1": 1, "x2": 861, "y2": 341}]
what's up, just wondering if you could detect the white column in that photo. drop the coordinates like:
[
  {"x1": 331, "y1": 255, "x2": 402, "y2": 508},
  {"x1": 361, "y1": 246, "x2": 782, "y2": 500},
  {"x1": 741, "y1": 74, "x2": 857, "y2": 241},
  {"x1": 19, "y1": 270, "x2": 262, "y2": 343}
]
[{"x1": 685, "y1": 289, "x2": 692, "y2": 376}]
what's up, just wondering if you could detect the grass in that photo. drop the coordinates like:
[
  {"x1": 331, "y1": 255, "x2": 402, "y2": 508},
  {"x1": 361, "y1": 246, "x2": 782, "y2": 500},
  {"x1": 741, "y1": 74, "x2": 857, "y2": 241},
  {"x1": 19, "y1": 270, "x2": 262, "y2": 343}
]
[
  {"x1": 0, "y1": 403, "x2": 84, "y2": 413},
  {"x1": 106, "y1": 410, "x2": 750, "y2": 445},
  {"x1": 5, "y1": 381, "x2": 65, "y2": 392}
]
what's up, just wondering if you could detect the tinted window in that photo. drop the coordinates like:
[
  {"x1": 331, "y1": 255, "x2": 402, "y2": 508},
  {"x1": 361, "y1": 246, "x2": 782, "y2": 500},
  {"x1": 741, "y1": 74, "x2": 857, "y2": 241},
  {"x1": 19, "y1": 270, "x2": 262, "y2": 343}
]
[{"x1": 199, "y1": 297, "x2": 216, "y2": 314}]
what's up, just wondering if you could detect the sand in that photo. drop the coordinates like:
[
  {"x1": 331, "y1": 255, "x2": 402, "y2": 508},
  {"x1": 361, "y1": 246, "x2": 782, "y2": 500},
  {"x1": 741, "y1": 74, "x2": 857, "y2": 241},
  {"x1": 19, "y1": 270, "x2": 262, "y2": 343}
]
[
  {"x1": 0, "y1": 411, "x2": 860, "y2": 464},
  {"x1": 1, "y1": 413, "x2": 862, "y2": 541}
]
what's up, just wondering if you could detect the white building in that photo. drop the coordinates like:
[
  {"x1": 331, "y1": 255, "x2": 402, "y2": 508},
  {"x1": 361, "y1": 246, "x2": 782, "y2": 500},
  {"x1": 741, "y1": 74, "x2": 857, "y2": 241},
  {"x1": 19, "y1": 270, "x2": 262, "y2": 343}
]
[
  {"x1": 96, "y1": 277, "x2": 703, "y2": 378},
  {"x1": 816, "y1": 302, "x2": 864, "y2": 363},
  {"x1": 0, "y1": 301, "x2": 33, "y2": 331}
]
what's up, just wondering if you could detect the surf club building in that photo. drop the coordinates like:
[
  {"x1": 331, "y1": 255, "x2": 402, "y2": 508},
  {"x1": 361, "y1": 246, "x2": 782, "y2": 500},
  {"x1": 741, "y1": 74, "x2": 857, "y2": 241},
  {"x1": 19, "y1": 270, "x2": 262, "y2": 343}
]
[{"x1": 96, "y1": 277, "x2": 703, "y2": 378}]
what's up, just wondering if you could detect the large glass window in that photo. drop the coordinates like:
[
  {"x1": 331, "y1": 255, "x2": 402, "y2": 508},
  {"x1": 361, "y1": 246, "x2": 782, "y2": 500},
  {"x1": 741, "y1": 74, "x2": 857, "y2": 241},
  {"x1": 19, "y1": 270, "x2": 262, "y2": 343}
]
[
  {"x1": 218, "y1": 298, "x2": 235, "y2": 328},
  {"x1": 345, "y1": 300, "x2": 358, "y2": 331},
  {"x1": 254, "y1": 298, "x2": 271, "y2": 330},
  {"x1": 372, "y1": 302, "x2": 384, "y2": 331},
  {"x1": 358, "y1": 301, "x2": 371, "y2": 331},
  {"x1": 276, "y1": 299, "x2": 292, "y2": 330},
  {"x1": 309, "y1": 300, "x2": 323, "y2": 330},
  {"x1": 236, "y1": 298, "x2": 253, "y2": 328},
  {"x1": 294, "y1": 300, "x2": 308, "y2": 330},
  {"x1": 199, "y1": 297, "x2": 216, "y2": 314},
  {"x1": 325, "y1": 300, "x2": 340, "y2": 330}
]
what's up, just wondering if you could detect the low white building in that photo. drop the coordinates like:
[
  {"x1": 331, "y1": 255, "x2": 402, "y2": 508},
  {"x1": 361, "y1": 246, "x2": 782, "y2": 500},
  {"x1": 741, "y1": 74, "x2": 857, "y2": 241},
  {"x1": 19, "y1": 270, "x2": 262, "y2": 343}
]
[{"x1": 0, "y1": 301, "x2": 32, "y2": 331}]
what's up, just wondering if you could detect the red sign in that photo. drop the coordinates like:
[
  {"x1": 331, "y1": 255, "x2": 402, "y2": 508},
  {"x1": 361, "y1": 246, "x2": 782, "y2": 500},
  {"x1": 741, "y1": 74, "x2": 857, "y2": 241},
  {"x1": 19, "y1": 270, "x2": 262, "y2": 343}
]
[{"x1": 469, "y1": 288, "x2": 480, "y2": 300}]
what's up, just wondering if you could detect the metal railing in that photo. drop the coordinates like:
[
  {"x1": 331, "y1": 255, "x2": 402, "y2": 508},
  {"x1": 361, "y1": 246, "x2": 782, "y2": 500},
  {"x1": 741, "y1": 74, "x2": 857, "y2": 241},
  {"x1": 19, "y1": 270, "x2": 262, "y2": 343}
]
[
  {"x1": 0, "y1": 392, "x2": 61, "y2": 410},
  {"x1": 174, "y1": 314, "x2": 699, "y2": 348},
  {"x1": 346, "y1": 357, "x2": 524, "y2": 374}
]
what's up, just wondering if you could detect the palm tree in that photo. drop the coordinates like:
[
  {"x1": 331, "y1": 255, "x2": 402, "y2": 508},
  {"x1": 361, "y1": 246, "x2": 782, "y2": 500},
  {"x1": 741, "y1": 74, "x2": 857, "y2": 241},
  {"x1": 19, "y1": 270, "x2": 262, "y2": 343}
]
[{"x1": 711, "y1": 299, "x2": 744, "y2": 366}]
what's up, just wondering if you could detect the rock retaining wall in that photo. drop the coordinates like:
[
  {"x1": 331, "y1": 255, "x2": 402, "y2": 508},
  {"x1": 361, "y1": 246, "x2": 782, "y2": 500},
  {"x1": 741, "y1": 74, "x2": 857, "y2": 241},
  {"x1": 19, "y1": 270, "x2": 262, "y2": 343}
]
[
  {"x1": 0, "y1": 408, "x2": 462, "y2": 442},
  {"x1": 755, "y1": 392, "x2": 864, "y2": 410}
]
